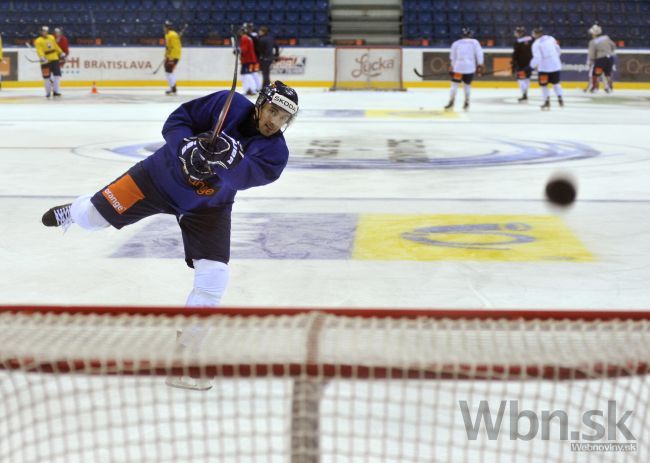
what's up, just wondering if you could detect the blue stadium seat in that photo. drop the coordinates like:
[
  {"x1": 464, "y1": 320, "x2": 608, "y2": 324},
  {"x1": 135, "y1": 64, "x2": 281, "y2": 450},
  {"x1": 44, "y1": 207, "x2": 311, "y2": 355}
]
[
  {"x1": 298, "y1": 24, "x2": 314, "y2": 37},
  {"x1": 404, "y1": 11, "x2": 417, "y2": 24},
  {"x1": 448, "y1": 12, "x2": 461, "y2": 24},
  {"x1": 315, "y1": 11, "x2": 328, "y2": 23},
  {"x1": 253, "y1": 10, "x2": 269, "y2": 23},
  {"x1": 282, "y1": 24, "x2": 298, "y2": 36},
  {"x1": 300, "y1": 11, "x2": 314, "y2": 22},
  {"x1": 314, "y1": 23, "x2": 328, "y2": 37},
  {"x1": 463, "y1": 12, "x2": 477, "y2": 24},
  {"x1": 226, "y1": 10, "x2": 241, "y2": 22},
  {"x1": 432, "y1": 1, "x2": 447, "y2": 12},
  {"x1": 418, "y1": 12, "x2": 432, "y2": 24},
  {"x1": 433, "y1": 12, "x2": 446, "y2": 25}
]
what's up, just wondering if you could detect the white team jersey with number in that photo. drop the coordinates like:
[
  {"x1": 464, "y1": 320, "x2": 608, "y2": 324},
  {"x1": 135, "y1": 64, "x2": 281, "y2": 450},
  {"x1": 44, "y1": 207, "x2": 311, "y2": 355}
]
[
  {"x1": 450, "y1": 38, "x2": 484, "y2": 74},
  {"x1": 530, "y1": 35, "x2": 562, "y2": 72}
]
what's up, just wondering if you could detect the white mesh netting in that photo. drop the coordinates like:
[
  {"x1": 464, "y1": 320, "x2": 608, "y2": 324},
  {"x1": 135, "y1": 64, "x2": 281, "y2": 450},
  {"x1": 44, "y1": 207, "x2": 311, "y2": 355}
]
[{"x1": 0, "y1": 308, "x2": 649, "y2": 462}]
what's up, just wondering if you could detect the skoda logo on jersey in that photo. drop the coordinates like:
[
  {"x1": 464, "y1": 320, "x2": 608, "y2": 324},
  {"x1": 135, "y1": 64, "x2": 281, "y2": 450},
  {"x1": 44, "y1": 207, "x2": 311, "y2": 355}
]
[{"x1": 271, "y1": 93, "x2": 298, "y2": 114}]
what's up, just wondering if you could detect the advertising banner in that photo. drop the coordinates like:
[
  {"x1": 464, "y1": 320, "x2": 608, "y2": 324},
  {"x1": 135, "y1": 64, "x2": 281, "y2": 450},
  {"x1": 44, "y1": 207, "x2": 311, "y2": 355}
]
[{"x1": 0, "y1": 51, "x2": 19, "y2": 81}]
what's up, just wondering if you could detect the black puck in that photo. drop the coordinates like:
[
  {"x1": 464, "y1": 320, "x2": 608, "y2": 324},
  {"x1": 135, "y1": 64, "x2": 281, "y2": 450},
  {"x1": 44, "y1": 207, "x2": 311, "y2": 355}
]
[{"x1": 545, "y1": 177, "x2": 577, "y2": 206}]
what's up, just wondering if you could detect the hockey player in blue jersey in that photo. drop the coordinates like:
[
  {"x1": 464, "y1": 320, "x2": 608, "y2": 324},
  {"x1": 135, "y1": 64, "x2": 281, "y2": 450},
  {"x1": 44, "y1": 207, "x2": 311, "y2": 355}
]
[{"x1": 42, "y1": 81, "x2": 299, "y2": 308}]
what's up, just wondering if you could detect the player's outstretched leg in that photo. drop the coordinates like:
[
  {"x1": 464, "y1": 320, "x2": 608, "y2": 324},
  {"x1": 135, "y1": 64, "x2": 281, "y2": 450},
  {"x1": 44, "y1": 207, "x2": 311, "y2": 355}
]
[{"x1": 42, "y1": 203, "x2": 73, "y2": 230}]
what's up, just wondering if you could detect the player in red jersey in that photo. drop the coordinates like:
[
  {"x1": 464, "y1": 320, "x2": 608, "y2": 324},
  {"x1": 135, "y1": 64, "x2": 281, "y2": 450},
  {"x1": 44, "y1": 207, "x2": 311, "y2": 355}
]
[
  {"x1": 54, "y1": 27, "x2": 69, "y2": 67},
  {"x1": 238, "y1": 27, "x2": 260, "y2": 96}
]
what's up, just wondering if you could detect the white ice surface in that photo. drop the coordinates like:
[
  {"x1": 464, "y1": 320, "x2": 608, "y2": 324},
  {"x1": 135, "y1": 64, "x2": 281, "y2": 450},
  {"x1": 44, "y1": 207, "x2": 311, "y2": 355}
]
[{"x1": 1, "y1": 86, "x2": 649, "y2": 309}]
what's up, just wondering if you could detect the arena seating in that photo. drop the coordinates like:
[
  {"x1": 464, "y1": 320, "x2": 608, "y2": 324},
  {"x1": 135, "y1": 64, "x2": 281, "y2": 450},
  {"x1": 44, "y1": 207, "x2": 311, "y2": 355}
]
[
  {"x1": 0, "y1": 0, "x2": 648, "y2": 47},
  {"x1": 0, "y1": 0, "x2": 330, "y2": 45},
  {"x1": 402, "y1": 0, "x2": 649, "y2": 47}
]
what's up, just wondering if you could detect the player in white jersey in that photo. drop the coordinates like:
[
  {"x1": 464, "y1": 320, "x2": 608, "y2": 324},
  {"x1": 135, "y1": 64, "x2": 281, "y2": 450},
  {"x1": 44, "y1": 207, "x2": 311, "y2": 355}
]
[
  {"x1": 444, "y1": 27, "x2": 484, "y2": 111},
  {"x1": 585, "y1": 24, "x2": 616, "y2": 93},
  {"x1": 530, "y1": 26, "x2": 563, "y2": 110}
]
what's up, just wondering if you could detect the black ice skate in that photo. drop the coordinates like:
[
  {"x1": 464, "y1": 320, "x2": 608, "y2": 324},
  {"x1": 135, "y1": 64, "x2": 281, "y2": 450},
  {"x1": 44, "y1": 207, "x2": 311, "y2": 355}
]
[
  {"x1": 444, "y1": 99, "x2": 455, "y2": 111},
  {"x1": 557, "y1": 96, "x2": 564, "y2": 107},
  {"x1": 42, "y1": 203, "x2": 73, "y2": 231},
  {"x1": 518, "y1": 93, "x2": 528, "y2": 103},
  {"x1": 463, "y1": 100, "x2": 470, "y2": 111},
  {"x1": 52, "y1": 92, "x2": 62, "y2": 97},
  {"x1": 165, "y1": 85, "x2": 177, "y2": 95},
  {"x1": 541, "y1": 99, "x2": 551, "y2": 111}
]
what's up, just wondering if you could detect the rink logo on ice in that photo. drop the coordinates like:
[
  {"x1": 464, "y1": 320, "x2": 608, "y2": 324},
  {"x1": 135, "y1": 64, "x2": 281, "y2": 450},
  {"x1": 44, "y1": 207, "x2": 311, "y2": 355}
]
[
  {"x1": 111, "y1": 213, "x2": 357, "y2": 260},
  {"x1": 353, "y1": 214, "x2": 593, "y2": 261},
  {"x1": 459, "y1": 400, "x2": 637, "y2": 451},
  {"x1": 288, "y1": 139, "x2": 601, "y2": 170},
  {"x1": 106, "y1": 138, "x2": 600, "y2": 171}
]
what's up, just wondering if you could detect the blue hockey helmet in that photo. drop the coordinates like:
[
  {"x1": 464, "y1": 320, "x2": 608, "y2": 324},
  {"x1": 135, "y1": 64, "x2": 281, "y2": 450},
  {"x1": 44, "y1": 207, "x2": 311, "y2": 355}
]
[{"x1": 255, "y1": 81, "x2": 299, "y2": 126}]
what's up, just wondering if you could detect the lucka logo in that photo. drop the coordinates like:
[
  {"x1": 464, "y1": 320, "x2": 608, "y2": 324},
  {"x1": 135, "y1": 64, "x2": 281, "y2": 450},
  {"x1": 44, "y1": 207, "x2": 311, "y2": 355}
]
[
  {"x1": 459, "y1": 400, "x2": 636, "y2": 444},
  {"x1": 351, "y1": 53, "x2": 395, "y2": 78}
]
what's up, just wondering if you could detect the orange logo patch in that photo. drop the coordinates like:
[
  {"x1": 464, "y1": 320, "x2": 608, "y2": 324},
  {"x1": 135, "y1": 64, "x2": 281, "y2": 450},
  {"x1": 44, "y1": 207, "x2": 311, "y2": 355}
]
[
  {"x1": 539, "y1": 74, "x2": 549, "y2": 84},
  {"x1": 102, "y1": 174, "x2": 144, "y2": 214},
  {"x1": 187, "y1": 178, "x2": 217, "y2": 196}
]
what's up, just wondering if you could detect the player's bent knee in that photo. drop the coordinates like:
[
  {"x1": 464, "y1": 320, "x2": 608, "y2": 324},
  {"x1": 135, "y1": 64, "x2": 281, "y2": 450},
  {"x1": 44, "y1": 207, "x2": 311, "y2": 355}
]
[
  {"x1": 71, "y1": 194, "x2": 110, "y2": 231},
  {"x1": 186, "y1": 259, "x2": 230, "y2": 307}
]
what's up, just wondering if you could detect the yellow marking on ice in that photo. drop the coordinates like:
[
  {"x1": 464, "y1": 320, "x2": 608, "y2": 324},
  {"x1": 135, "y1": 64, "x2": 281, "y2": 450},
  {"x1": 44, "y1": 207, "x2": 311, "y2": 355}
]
[{"x1": 353, "y1": 214, "x2": 594, "y2": 262}]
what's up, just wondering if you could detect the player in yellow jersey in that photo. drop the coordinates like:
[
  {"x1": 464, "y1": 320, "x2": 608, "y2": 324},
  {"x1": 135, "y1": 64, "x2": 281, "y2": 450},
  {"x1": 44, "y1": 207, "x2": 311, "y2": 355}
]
[
  {"x1": 163, "y1": 20, "x2": 181, "y2": 95},
  {"x1": 34, "y1": 26, "x2": 65, "y2": 98}
]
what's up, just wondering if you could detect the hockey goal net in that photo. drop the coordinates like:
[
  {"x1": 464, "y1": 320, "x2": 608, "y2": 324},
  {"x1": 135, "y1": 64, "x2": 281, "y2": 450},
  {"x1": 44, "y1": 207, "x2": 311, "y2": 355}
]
[
  {"x1": 1, "y1": 306, "x2": 649, "y2": 463},
  {"x1": 331, "y1": 46, "x2": 405, "y2": 91}
]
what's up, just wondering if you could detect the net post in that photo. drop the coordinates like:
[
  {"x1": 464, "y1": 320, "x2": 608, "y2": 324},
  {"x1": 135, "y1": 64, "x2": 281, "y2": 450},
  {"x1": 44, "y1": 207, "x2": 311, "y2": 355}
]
[{"x1": 290, "y1": 311, "x2": 326, "y2": 463}]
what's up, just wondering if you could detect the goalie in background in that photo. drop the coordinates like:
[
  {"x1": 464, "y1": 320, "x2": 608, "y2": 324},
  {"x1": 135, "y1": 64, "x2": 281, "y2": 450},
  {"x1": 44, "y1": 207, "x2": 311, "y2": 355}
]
[
  {"x1": 585, "y1": 24, "x2": 616, "y2": 94},
  {"x1": 34, "y1": 26, "x2": 65, "y2": 98},
  {"x1": 511, "y1": 26, "x2": 534, "y2": 103},
  {"x1": 444, "y1": 27, "x2": 484, "y2": 112},
  {"x1": 163, "y1": 20, "x2": 181, "y2": 95}
]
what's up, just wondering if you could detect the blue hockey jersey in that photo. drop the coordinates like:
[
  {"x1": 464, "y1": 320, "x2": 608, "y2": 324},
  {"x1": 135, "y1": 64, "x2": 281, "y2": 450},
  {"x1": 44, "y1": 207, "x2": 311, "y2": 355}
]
[{"x1": 142, "y1": 91, "x2": 289, "y2": 213}]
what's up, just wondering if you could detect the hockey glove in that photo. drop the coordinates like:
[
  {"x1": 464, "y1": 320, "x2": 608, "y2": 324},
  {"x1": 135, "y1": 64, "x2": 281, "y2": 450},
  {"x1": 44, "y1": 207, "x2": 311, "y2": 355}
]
[
  {"x1": 178, "y1": 131, "x2": 244, "y2": 181},
  {"x1": 476, "y1": 65, "x2": 484, "y2": 77}
]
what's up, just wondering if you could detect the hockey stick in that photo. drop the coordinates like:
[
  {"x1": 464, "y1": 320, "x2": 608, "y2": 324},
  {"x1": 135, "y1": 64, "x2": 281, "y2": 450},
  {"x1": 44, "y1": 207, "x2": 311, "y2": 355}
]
[
  {"x1": 208, "y1": 26, "x2": 240, "y2": 148},
  {"x1": 153, "y1": 23, "x2": 189, "y2": 75},
  {"x1": 413, "y1": 67, "x2": 511, "y2": 79},
  {"x1": 24, "y1": 41, "x2": 42, "y2": 63}
]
